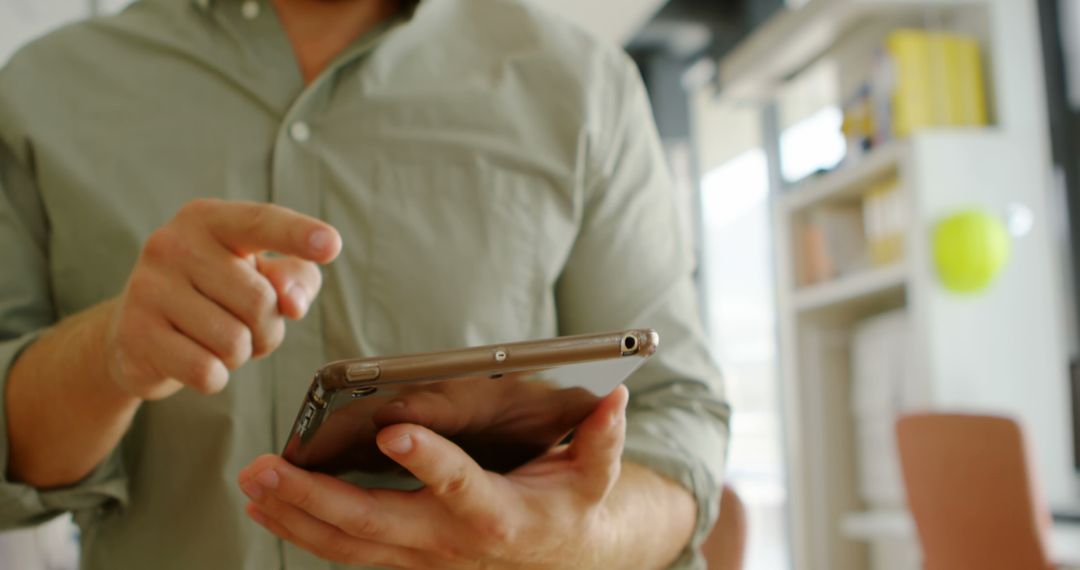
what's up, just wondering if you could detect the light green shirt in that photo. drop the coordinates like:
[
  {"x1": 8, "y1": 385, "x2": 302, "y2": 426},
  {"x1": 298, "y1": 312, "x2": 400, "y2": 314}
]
[{"x1": 0, "y1": 0, "x2": 730, "y2": 568}]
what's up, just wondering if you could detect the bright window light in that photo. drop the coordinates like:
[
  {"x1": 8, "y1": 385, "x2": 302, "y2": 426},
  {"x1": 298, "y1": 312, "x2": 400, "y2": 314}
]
[{"x1": 780, "y1": 106, "x2": 846, "y2": 183}]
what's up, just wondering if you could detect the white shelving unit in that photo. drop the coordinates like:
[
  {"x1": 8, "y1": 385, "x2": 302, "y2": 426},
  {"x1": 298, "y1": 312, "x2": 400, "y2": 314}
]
[
  {"x1": 713, "y1": 0, "x2": 1079, "y2": 569},
  {"x1": 791, "y1": 262, "x2": 907, "y2": 314},
  {"x1": 779, "y1": 140, "x2": 906, "y2": 213},
  {"x1": 773, "y1": 129, "x2": 1075, "y2": 570}
]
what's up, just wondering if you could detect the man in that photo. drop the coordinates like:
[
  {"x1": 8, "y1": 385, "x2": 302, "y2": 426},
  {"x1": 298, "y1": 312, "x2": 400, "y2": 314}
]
[{"x1": 0, "y1": 0, "x2": 730, "y2": 568}]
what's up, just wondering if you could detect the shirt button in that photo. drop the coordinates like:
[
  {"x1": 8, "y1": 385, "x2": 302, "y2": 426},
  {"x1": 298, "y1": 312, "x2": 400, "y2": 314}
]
[
  {"x1": 290, "y1": 121, "x2": 311, "y2": 143},
  {"x1": 241, "y1": 0, "x2": 260, "y2": 20}
]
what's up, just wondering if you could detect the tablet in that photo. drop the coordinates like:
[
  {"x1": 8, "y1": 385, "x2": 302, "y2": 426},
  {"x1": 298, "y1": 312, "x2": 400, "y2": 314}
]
[{"x1": 281, "y1": 329, "x2": 658, "y2": 475}]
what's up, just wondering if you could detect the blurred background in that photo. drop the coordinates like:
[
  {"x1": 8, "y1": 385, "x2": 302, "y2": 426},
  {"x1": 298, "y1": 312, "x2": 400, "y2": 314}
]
[{"x1": 3, "y1": 0, "x2": 1080, "y2": 569}]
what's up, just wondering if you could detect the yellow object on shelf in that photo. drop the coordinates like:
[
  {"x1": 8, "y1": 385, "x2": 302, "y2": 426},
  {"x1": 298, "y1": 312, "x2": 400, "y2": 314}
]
[
  {"x1": 887, "y1": 29, "x2": 989, "y2": 137},
  {"x1": 863, "y1": 177, "x2": 906, "y2": 267},
  {"x1": 932, "y1": 209, "x2": 1010, "y2": 293}
]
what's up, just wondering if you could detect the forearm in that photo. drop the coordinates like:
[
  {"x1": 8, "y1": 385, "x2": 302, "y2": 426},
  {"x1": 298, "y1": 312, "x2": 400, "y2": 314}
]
[
  {"x1": 599, "y1": 461, "x2": 697, "y2": 570},
  {"x1": 5, "y1": 299, "x2": 141, "y2": 488}
]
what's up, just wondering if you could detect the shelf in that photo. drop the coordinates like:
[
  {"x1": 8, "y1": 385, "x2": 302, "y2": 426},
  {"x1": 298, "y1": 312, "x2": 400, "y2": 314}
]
[
  {"x1": 840, "y1": 509, "x2": 915, "y2": 541},
  {"x1": 716, "y1": 0, "x2": 989, "y2": 102},
  {"x1": 793, "y1": 263, "x2": 907, "y2": 313},
  {"x1": 780, "y1": 140, "x2": 905, "y2": 214}
]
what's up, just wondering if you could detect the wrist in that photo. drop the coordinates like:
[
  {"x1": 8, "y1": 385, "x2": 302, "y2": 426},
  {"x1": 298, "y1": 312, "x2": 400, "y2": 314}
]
[
  {"x1": 584, "y1": 462, "x2": 697, "y2": 570},
  {"x1": 583, "y1": 497, "x2": 625, "y2": 570},
  {"x1": 92, "y1": 299, "x2": 145, "y2": 406}
]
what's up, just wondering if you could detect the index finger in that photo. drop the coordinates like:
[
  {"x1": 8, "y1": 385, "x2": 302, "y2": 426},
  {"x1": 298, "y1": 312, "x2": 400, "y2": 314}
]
[
  {"x1": 239, "y1": 455, "x2": 462, "y2": 552},
  {"x1": 240, "y1": 455, "x2": 394, "y2": 542},
  {"x1": 189, "y1": 200, "x2": 342, "y2": 263}
]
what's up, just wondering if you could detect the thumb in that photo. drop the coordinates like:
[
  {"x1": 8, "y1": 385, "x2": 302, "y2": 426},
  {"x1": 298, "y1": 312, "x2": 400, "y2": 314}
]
[
  {"x1": 568, "y1": 385, "x2": 629, "y2": 503},
  {"x1": 255, "y1": 255, "x2": 323, "y2": 320},
  {"x1": 376, "y1": 424, "x2": 497, "y2": 521}
]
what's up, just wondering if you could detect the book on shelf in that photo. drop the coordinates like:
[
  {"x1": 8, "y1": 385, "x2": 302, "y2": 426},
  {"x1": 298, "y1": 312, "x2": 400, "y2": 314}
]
[
  {"x1": 887, "y1": 29, "x2": 989, "y2": 138},
  {"x1": 863, "y1": 177, "x2": 906, "y2": 268},
  {"x1": 794, "y1": 175, "x2": 907, "y2": 288},
  {"x1": 797, "y1": 204, "x2": 868, "y2": 286},
  {"x1": 840, "y1": 28, "x2": 990, "y2": 165}
]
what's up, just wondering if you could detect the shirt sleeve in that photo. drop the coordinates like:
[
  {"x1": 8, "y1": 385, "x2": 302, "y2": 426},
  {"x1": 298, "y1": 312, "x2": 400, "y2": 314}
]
[
  {"x1": 0, "y1": 138, "x2": 129, "y2": 530},
  {"x1": 555, "y1": 54, "x2": 731, "y2": 569}
]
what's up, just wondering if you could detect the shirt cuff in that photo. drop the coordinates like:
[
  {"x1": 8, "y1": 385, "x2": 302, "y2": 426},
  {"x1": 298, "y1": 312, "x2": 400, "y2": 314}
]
[
  {"x1": 0, "y1": 332, "x2": 129, "y2": 530},
  {"x1": 622, "y1": 390, "x2": 731, "y2": 570}
]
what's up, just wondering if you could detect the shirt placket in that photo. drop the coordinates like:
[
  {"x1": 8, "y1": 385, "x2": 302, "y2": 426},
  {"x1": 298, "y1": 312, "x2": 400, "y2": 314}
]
[
  {"x1": 268, "y1": 87, "x2": 334, "y2": 570},
  {"x1": 261, "y1": 18, "x2": 392, "y2": 570}
]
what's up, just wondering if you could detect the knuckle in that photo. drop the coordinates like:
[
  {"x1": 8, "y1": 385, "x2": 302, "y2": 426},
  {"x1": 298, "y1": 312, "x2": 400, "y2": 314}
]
[
  {"x1": 186, "y1": 356, "x2": 223, "y2": 394},
  {"x1": 437, "y1": 467, "x2": 471, "y2": 498},
  {"x1": 292, "y1": 482, "x2": 317, "y2": 513},
  {"x1": 253, "y1": 318, "x2": 285, "y2": 358},
  {"x1": 342, "y1": 512, "x2": 383, "y2": 540},
  {"x1": 125, "y1": 271, "x2": 160, "y2": 305},
  {"x1": 142, "y1": 229, "x2": 185, "y2": 262},
  {"x1": 178, "y1": 198, "x2": 219, "y2": 220},
  {"x1": 241, "y1": 202, "x2": 272, "y2": 234},
  {"x1": 230, "y1": 270, "x2": 276, "y2": 325},
  {"x1": 220, "y1": 325, "x2": 253, "y2": 369},
  {"x1": 303, "y1": 262, "x2": 323, "y2": 291},
  {"x1": 247, "y1": 278, "x2": 278, "y2": 316},
  {"x1": 473, "y1": 514, "x2": 515, "y2": 549}
]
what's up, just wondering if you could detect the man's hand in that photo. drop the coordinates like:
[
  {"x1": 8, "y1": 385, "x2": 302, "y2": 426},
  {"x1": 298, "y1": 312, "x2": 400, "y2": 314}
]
[
  {"x1": 106, "y1": 199, "x2": 341, "y2": 400},
  {"x1": 7, "y1": 199, "x2": 343, "y2": 487},
  {"x1": 239, "y1": 387, "x2": 641, "y2": 570}
]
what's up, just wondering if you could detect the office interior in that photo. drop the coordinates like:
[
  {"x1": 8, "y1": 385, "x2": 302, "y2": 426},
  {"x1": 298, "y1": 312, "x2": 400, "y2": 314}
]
[{"x1": 2, "y1": 0, "x2": 1080, "y2": 568}]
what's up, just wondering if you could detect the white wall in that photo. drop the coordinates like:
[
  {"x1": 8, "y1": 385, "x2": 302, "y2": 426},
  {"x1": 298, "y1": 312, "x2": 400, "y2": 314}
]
[
  {"x1": 0, "y1": 0, "x2": 89, "y2": 64},
  {"x1": 539, "y1": 0, "x2": 668, "y2": 45}
]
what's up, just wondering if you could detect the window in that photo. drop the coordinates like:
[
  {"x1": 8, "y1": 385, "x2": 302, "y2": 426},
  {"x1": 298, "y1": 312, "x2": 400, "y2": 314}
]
[
  {"x1": 699, "y1": 144, "x2": 790, "y2": 570},
  {"x1": 780, "y1": 106, "x2": 846, "y2": 183}
]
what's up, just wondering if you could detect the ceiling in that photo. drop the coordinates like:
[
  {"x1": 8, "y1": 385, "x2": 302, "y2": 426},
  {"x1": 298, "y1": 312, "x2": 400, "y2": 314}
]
[{"x1": 629, "y1": 0, "x2": 783, "y2": 61}]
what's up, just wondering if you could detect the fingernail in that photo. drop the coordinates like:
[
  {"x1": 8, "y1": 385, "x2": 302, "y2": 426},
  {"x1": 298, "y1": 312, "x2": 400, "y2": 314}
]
[
  {"x1": 255, "y1": 468, "x2": 280, "y2": 489},
  {"x1": 241, "y1": 481, "x2": 264, "y2": 501},
  {"x1": 286, "y1": 284, "x2": 309, "y2": 314},
  {"x1": 309, "y1": 229, "x2": 333, "y2": 253},
  {"x1": 383, "y1": 433, "x2": 413, "y2": 455}
]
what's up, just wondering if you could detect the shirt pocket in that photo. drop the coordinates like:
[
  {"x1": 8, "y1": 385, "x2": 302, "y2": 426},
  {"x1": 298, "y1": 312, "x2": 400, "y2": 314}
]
[{"x1": 357, "y1": 156, "x2": 575, "y2": 353}]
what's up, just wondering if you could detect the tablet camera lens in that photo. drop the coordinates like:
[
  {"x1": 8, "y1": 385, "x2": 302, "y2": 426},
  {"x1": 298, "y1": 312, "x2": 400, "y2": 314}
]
[{"x1": 621, "y1": 334, "x2": 638, "y2": 355}]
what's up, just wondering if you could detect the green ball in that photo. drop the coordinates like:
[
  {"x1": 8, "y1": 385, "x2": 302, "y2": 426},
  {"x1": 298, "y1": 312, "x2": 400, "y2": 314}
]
[{"x1": 932, "y1": 210, "x2": 1011, "y2": 293}]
